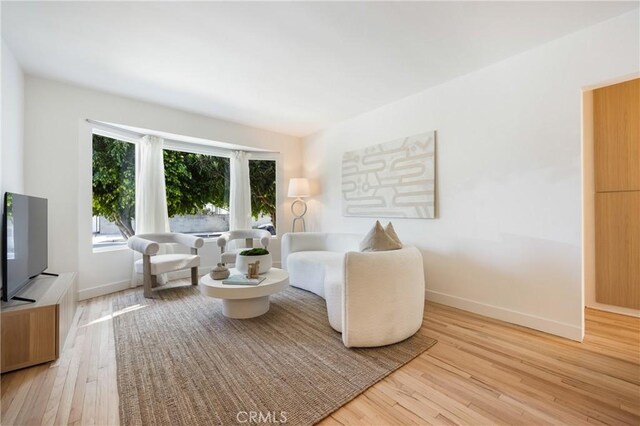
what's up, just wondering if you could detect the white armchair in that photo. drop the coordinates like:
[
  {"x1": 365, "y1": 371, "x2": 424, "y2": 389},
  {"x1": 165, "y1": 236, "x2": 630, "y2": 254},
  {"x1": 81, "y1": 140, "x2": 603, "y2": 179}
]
[
  {"x1": 128, "y1": 233, "x2": 204, "y2": 298},
  {"x1": 217, "y1": 229, "x2": 272, "y2": 265},
  {"x1": 282, "y1": 232, "x2": 425, "y2": 348}
]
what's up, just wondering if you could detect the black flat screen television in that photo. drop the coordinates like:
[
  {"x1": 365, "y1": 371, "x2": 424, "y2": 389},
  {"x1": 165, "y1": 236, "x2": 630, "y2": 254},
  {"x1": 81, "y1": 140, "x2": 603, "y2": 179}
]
[{"x1": 2, "y1": 192, "x2": 48, "y2": 302}]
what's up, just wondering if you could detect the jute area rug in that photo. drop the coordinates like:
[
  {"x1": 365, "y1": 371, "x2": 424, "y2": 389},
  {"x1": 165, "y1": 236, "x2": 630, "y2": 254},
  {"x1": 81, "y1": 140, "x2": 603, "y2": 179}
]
[{"x1": 113, "y1": 285, "x2": 437, "y2": 425}]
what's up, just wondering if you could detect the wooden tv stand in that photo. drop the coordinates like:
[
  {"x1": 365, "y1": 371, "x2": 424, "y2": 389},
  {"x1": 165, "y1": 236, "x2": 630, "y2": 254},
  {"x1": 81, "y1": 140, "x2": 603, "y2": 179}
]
[{"x1": 1, "y1": 272, "x2": 78, "y2": 373}]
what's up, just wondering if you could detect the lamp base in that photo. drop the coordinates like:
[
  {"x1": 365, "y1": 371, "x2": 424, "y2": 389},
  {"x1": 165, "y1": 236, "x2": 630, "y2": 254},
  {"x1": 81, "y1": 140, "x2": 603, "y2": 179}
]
[
  {"x1": 291, "y1": 198, "x2": 307, "y2": 232},
  {"x1": 292, "y1": 217, "x2": 306, "y2": 232}
]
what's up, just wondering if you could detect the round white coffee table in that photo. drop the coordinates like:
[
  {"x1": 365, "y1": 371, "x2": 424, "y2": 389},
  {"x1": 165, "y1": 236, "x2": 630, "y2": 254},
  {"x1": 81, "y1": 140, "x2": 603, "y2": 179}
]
[{"x1": 199, "y1": 268, "x2": 289, "y2": 319}]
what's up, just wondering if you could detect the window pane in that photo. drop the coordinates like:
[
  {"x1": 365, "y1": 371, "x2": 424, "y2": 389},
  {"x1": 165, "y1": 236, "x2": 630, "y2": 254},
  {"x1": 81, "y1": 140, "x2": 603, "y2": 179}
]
[
  {"x1": 92, "y1": 134, "x2": 136, "y2": 249},
  {"x1": 164, "y1": 150, "x2": 230, "y2": 237},
  {"x1": 249, "y1": 159, "x2": 277, "y2": 235}
]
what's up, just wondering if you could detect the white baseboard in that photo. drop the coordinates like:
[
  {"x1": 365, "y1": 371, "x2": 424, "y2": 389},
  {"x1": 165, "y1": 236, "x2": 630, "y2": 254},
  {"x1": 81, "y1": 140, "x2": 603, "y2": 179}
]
[
  {"x1": 426, "y1": 289, "x2": 584, "y2": 342},
  {"x1": 586, "y1": 302, "x2": 640, "y2": 318},
  {"x1": 79, "y1": 279, "x2": 132, "y2": 301}
]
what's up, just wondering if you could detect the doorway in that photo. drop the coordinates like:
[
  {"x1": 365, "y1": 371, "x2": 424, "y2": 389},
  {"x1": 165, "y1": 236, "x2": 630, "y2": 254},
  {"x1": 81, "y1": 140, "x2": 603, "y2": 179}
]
[{"x1": 582, "y1": 77, "x2": 640, "y2": 317}]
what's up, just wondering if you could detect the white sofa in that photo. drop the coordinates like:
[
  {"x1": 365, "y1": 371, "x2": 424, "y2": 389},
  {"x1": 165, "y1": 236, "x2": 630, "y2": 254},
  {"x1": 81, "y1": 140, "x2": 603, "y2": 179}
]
[{"x1": 282, "y1": 232, "x2": 425, "y2": 347}]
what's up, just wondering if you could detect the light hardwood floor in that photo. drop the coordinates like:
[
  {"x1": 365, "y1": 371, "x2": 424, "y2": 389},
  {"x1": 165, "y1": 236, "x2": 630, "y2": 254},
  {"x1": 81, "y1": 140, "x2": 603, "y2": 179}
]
[{"x1": 2, "y1": 285, "x2": 639, "y2": 425}]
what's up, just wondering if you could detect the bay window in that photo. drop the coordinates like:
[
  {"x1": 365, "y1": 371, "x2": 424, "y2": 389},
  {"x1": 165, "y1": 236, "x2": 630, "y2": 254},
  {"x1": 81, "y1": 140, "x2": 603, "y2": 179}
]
[{"x1": 92, "y1": 132, "x2": 277, "y2": 250}]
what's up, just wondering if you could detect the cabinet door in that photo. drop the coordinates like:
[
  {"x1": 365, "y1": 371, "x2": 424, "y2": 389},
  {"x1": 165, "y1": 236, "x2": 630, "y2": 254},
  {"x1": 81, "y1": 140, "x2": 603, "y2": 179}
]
[
  {"x1": 595, "y1": 191, "x2": 640, "y2": 309},
  {"x1": 594, "y1": 78, "x2": 640, "y2": 192},
  {"x1": 1, "y1": 306, "x2": 57, "y2": 373}
]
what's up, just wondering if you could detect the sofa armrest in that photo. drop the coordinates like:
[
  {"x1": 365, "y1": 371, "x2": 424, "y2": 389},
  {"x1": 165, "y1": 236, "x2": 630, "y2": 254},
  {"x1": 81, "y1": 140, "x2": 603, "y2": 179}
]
[{"x1": 342, "y1": 246, "x2": 425, "y2": 348}]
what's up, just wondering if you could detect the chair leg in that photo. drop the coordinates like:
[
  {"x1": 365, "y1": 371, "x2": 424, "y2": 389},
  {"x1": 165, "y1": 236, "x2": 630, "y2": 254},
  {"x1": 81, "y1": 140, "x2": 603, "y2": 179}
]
[
  {"x1": 143, "y1": 255, "x2": 154, "y2": 298},
  {"x1": 143, "y1": 274, "x2": 153, "y2": 299},
  {"x1": 191, "y1": 267, "x2": 198, "y2": 285}
]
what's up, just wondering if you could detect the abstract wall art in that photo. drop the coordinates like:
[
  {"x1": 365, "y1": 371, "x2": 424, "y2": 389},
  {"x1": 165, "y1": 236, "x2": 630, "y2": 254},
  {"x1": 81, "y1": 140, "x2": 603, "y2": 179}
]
[{"x1": 342, "y1": 131, "x2": 436, "y2": 219}]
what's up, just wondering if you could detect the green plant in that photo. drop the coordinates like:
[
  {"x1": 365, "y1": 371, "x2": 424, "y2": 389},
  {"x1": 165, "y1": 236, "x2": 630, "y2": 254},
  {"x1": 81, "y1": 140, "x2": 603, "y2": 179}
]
[{"x1": 239, "y1": 248, "x2": 270, "y2": 256}]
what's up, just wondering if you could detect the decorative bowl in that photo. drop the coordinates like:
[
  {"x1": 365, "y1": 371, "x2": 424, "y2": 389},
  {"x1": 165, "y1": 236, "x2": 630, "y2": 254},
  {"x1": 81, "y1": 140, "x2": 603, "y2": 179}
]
[{"x1": 210, "y1": 263, "x2": 230, "y2": 280}]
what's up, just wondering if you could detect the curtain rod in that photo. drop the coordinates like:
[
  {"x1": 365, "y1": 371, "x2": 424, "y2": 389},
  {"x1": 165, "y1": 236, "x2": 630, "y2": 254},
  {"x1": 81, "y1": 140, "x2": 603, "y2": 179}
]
[{"x1": 85, "y1": 119, "x2": 280, "y2": 154}]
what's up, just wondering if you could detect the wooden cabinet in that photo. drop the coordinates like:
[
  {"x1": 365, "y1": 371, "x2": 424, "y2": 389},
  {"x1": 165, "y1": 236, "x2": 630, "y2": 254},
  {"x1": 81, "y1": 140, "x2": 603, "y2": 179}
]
[
  {"x1": 594, "y1": 78, "x2": 640, "y2": 192},
  {"x1": 1, "y1": 273, "x2": 77, "y2": 373},
  {"x1": 594, "y1": 78, "x2": 640, "y2": 309},
  {"x1": 595, "y1": 192, "x2": 640, "y2": 309},
  {"x1": 1, "y1": 306, "x2": 58, "y2": 371}
]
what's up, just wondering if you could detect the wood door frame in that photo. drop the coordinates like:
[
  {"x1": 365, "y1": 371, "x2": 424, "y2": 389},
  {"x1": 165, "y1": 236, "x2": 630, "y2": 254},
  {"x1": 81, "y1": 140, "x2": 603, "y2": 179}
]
[{"x1": 581, "y1": 74, "x2": 640, "y2": 318}]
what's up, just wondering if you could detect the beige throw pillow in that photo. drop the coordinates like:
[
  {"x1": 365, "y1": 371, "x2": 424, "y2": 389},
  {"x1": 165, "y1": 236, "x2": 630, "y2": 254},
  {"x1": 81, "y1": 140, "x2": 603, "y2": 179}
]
[
  {"x1": 359, "y1": 220, "x2": 403, "y2": 252},
  {"x1": 385, "y1": 222, "x2": 403, "y2": 247}
]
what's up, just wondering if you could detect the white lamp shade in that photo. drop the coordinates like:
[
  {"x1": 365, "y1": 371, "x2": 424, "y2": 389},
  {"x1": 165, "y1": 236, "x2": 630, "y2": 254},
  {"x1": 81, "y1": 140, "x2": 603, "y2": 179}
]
[{"x1": 288, "y1": 178, "x2": 310, "y2": 198}]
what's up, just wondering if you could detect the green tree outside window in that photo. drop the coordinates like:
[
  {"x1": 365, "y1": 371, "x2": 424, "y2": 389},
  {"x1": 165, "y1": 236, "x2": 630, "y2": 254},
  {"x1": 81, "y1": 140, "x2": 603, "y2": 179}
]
[{"x1": 92, "y1": 135, "x2": 277, "y2": 239}]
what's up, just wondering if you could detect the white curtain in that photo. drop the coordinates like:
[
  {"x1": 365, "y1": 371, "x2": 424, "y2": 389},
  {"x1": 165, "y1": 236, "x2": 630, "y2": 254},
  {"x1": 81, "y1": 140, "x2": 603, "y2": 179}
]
[
  {"x1": 131, "y1": 135, "x2": 170, "y2": 287},
  {"x1": 135, "y1": 135, "x2": 170, "y2": 234},
  {"x1": 229, "y1": 150, "x2": 252, "y2": 230}
]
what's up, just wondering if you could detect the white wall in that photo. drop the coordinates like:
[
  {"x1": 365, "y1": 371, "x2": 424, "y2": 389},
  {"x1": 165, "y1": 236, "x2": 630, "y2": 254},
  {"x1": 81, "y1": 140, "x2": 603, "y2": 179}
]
[
  {"x1": 23, "y1": 77, "x2": 302, "y2": 298},
  {"x1": 303, "y1": 11, "x2": 640, "y2": 340},
  {"x1": 1, "y1": 40, "x2": 24, "y2": 195}
]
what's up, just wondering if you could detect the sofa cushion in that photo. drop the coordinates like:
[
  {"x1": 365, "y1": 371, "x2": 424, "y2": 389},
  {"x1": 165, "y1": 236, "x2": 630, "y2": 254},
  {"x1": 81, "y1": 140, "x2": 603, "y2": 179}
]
[
  {"x1": 359, "y1": 221, "x2": 402, "y2": 252},
  {"x1": 286, "y1": 251, "x2": 345, "y2": 299}
]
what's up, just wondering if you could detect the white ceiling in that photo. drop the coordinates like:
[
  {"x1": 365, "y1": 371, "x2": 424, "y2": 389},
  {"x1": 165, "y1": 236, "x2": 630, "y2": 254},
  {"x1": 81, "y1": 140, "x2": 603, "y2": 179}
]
[{"x1": 2, "y1": 1, "x2": 638, "y2": 137}]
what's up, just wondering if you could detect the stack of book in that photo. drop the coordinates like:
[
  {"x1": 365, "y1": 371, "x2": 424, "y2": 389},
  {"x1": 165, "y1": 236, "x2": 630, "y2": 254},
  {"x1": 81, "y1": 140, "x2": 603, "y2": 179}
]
[{"x1": 222, "y1": 274, "x2": 266, "y2": 286}]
